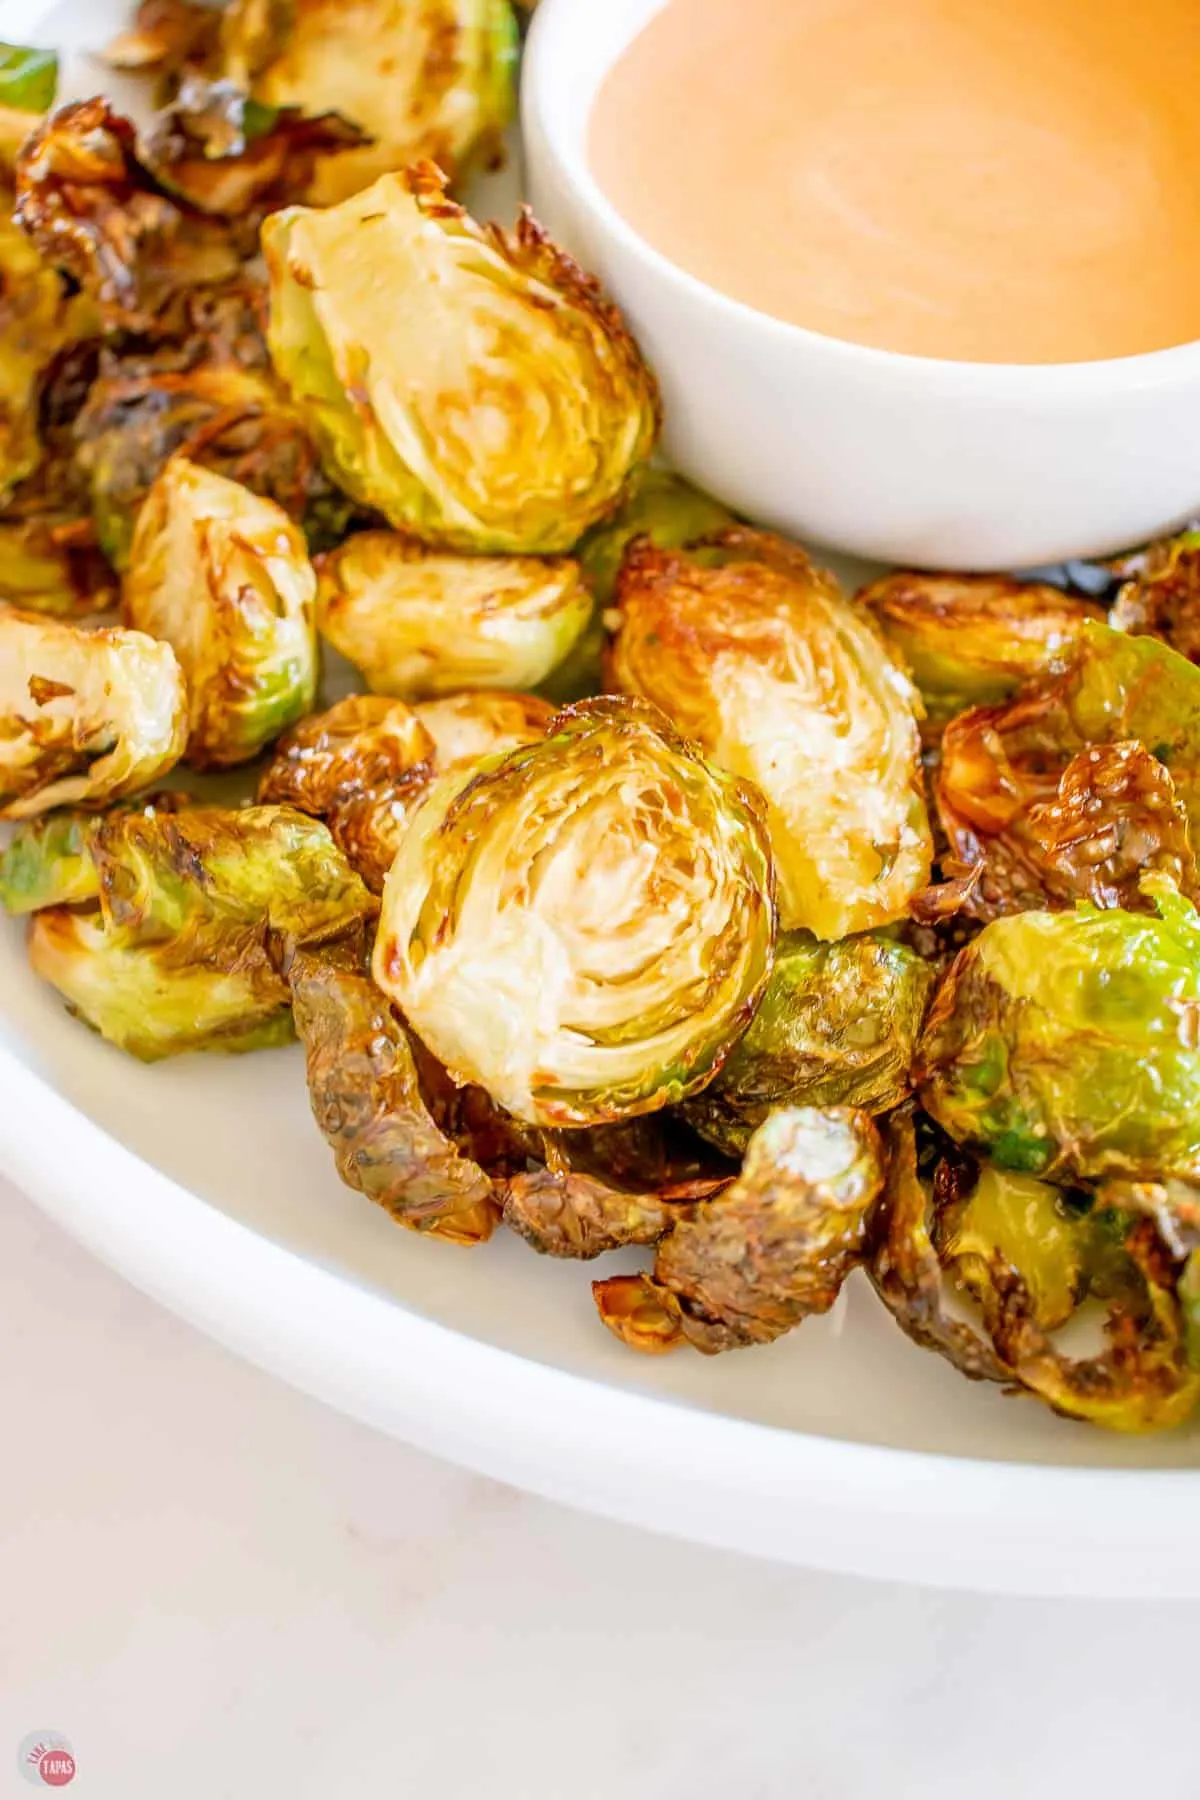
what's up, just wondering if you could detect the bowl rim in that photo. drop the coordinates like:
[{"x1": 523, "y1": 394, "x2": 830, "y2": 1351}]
[
  {"x1": 4, "y1": 1029, "x2": 1200, "y2": 1600},
  {"x1": 524, "y1": 0, "x2": 1200, "y2": 392}
]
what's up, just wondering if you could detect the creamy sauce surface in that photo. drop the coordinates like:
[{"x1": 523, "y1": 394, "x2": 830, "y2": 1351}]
[{"x1": 589, "y1": 0, "x2": 1200, "y2": 363}]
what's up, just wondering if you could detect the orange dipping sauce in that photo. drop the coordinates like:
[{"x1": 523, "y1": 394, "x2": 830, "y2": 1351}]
[{"x1": 589, "y1": 0, "x2": 1200, "y2": 364}]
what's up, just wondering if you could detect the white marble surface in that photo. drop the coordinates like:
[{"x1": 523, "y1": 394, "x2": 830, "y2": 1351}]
[{"x1": 2, "y1": 1173, "x2": 1198, "y2": 1800}]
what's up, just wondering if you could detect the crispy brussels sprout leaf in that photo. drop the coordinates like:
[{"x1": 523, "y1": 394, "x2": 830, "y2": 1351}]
[
  {"x1": 219, "y1": 0, "x2": 517, "y2": 203},
  {"x1": 918, "y1": 877, "x2": 1200, "y2": 1183},
  {"x1": 0, "y1": 607, "x2": 187, "y2": 817},
  {"x1": 610, "y1": 530, "x2": 932, "y2": 938},
  {"x1": 123, "y1": 457, "x2": 317, "y2": 768},
  {"x1": 15, "y1": 99, "x2": 244, "y2": 331},
  {"x1": 139, "y1": 75, "x2": 367, "y2": 217},
  {"x1": 860, "y1": 572, "x2": 1102, "y2": 733},
  {"x1": 316, "y1": 531, "x2": 592, "y2": 699},
  {"x1": 374, "y1": 695, "x2": 776, "y2": 1127},
  {"x1": 289, "y1": 938, "x2": 499, "y2": 1245},
  {"x1": 1109, "y1": 529, "x2": 1200, "y2": 664},
  {"x1": 13, "y1": 804, "x2": 375, "y2": 1059},
  {"x1": 594, "y1": 1107, "x2": 883, "y2": 1355},
  {"x1": 75, "y1": 362, "x2": 352, "y2": 573},
  {"x1": 870, "y1": 1112, "x2": 1200, "y2": 1428},
  {"x1": 264, "y1": 165, "x2": 660, "y2": 553},
  {"x1": 259, "y1": 693, "x2": 435, "y2": 892},
  {"x1": 106, "y1": 0, "x2": 221, "y2": 73},
  {"x1": 501, "y1": 1115, "x2": 730, "y2": 1258},
  {"x1": 683, "y1": 930, "x2": 934, "y2": 1157}
]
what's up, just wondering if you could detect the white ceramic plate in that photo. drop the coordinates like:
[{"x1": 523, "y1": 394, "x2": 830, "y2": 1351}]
[{"x1": 3, "y1": 0, "x2": 1199, "y2": 1600}]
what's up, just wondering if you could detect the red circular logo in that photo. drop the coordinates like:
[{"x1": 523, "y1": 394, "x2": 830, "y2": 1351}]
[{"x1": 36, "y1": 1751, "x2": 75, "y2": 1788}]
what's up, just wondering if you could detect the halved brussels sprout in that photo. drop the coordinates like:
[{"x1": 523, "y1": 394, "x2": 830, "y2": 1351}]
[
  {"x1": 263, "y1": 164, "x2": 660, "y2": 553},
  {"x1": 75, "y1": 363, "x2": 350, "y2": 572},
  {"x1": 316, "y1": 531, "x2": 593, "y2": 699},
  {"x1": 0, "y1": 207, "x2": 83, "y2": 504},
  {"x1": 0, "y1": 607, "x2": 187, "y2": 817},
  {"x1": 123, "y1": 457, "x2": 317, "y2": 768},
  {"x1": 682, "y1": 930, "x2": 934, "y2": 1157},
  {"x1": 609, "y1": 529, "x2": 932, "y2": 939},
  {"x1": 1109, "y1": 529, "x2": 1200, "y2": 664},
  {"x1": 593, "y1": 1106, "x2": 884, "y2": 1355},
  {"x1": 289, "y1": 936, "x2": 499, "y2": 1245},
  {"x1": 8, "y1": 803, "x2": 376, "y2": 1058},
  {"x1": 860, "y1": 572, "x2": 1102, "y2": 733},
  {"x1": 871, "y1": 1113, "x2": 1200, "y2": 1431},
  {"x1": 15, "y1": 99, "x2": 243, "y2": 331},
  {"x1": 936, "y1": 623, "x2": 1200, "y2": 918},
  {"x1": 918, "y1": 876, "x2": 1200, "y2": 1183},
  {"x1": 219, "y1": 0, "x2": 517, "y2": 204},
  {"x1": 374, "y1": 694, "x2": 776, "y2": 1127}
]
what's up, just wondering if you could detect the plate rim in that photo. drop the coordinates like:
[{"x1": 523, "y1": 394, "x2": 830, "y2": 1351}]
[{"x1": 3, "y1": 1033, "x2": 1199, "y2": 1599}]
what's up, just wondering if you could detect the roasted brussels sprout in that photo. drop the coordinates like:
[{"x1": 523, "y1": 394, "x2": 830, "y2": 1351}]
[
  {"x1": 4, "y1": 804, "x2": 376, "y2": 1058},
  {"x1": 918, "y1": 876, "x2": 1200, "y2": 1183},
  {"x1": 0, "y1": 607, "x2": 187, "y2": 817},
  {"x1": 860, "y1": 572, "x2": 1102, "y2": 732},
  {"x1": 0, "y1": 206, "x2": 87, "y2": 504},
  {"x1": 106, "y1": 1, "x2": 221, "y2": 75},
  {"x1": 219, "y1": 0, "x2": 517, "y2": 203},
  {"x1": 594, "y1": 1106, "x2": 883, "y2": 1355},
  {"x1": 315, "y1": 531, "x2": 592, "y2": 700},
  {"x1": 123, "y1": 457, "x2": 318, "y2": 768},
  {"x1": 870, "y1": 1113, "x2": 1200, "y2": 1431},
  {"x1": 1109, "y1": 529, "x2": 1200, "y2": 664},
  {"x1": 289, "y1": 936, "x2": 499, "y2": 1245},
  {"x1": 75, "y1": 362, "x2": 352, "y2": 573},
  {"x1": 15, "y1": 99, "x2": 244, "y2": 331},
  {"x1": 374, "y1": 695, "x2": 775, "y2": 1127},
  {"x1": 609, "y1": 529, "x2": 932, "y2": 939},
  {"x1": 936, "y1": 623, "x2": 1200, "y2": 918},
  {"x1": 412, "y1": 689, "x2": 553, "y2": 768},
  {"x1": 682, "y1": 930, "x2": 934, "y2": 1157},
  {"x1": 263, "y1": 164, "x2": 660, "y2": 553}
]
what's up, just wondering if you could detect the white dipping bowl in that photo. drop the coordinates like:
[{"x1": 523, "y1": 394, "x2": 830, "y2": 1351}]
[{"x1": 522, "y1": 0, "x2": 1200, "y2": 569}]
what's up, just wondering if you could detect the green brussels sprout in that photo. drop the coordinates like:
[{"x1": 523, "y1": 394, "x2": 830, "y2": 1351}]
[
  {"x1": 219, "y1": 0, "x2": 517, "y2": 204},
  {"x1": 123, "y1": 457, "x2": 318, "y2": 768},
  {"x1": 289, "y1": 936, "x2": 500, "y2": 1245},
  {"x1": 593, "y1": 1106, "x2": 884, "y2": 1355},
  {"x1": 316, "y1": 531, "x2": 593, "y2": 700},
  {"x1": 935, "y1": 623, "x2": 1200, "y2": 920},
  {"x1": 609, "y1": 529, "x2": 932, "y2": 939},
  {"x1": 75, "y1": 363, "x2": 350, "y2": 573},
  {"x1": 263, "y1": 163, "x2": 660, "y2": 553},
  {"x1": 15, "y1": 99, "x2": 244, "y2": 331},
  {"x1": 0, "y1": 43, "x2": 57, "y2": 115},
  {"x1": 0, "y1": 607, "x2": 187, "y2": 818},
  {"x1": 918, "y1": 876, "x2": 1200, "y2": 1183},
  {"x1": 860, "y1": 572, "x2": 1102, "y2": 733},
  {"x1": 682, "y1": 930, "x2": 935, "y2": 1157},
  {"x1": 870, "y1": 1112, "x2": 1200, "y2": 1431},
  {"x1": 373, "y1": 694, "x2": 776, "y2": 1128},
  {"x1": 1109, "y1": 529, "x2": 1200, "y2": 665},
  {"x1": 5, "y1": 803, "x2": 376, "y2": 1059}
]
